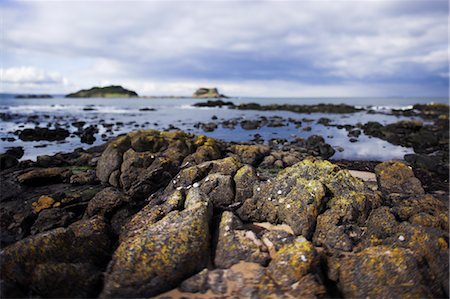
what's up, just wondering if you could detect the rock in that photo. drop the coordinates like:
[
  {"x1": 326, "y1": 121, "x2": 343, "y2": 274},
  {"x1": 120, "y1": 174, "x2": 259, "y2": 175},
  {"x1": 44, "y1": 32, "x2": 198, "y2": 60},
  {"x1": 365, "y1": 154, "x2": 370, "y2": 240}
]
[
  {"x1": 30, "y1": 208, "x2": 76, "y2": 234},
  {"x1": 240, "y1": 120, "x2": 261, "y2": 130},
  {"x1": 0, "y1": 154, "x2": 18, "y2": 170},
  {"x1": 18, "y1": 127, "x2": 70, "y2": 141},
  {"x1": 85, "y1": 187, "x2": 130, "y2": 218},
  {"x1": 237, "y1": 103, "x2": 363, "y2": 114},
  {"x1": 70, "y1": 170, "x2": 97, "y2": 185},
  {"x1": 101, "y1": 191, "x2": 212, "y2": 298},
  {"x1": 234, "y1": 165, "x2": 259, "y2": 203},
  {"x1": 201, "y1": 122, "x2": 217, "y2": 132},
  {"x1": 267, "y1": 238, "x2": 322, "y2": 289},
  {"x1": 238, "y1": 159, "x2": 333, "y2": 239},
  {"x1": 192, "y1": 87, "x2": 226, "y2": 98},
  {"x1": 335, "y1": 246, "x2": 433, "y2": 298},
  {"x1": 199, "y1": 173, "x2": 235, "y2": 208},
  {"x1": 0, "y1": 216, "x2": 111, "y2": 298},
  {"x1": 66, "y1": 85, "x2": 138, "y2": 98},
  {"x1": 193, "y1": 100, "x2": 234, "y2": 107},
  {"x1": 214, "y1": 212, "x2": 270, "y2": 268},
  {"x1": 96, "y1": 135, "x2": 131, "y2": 185},
  {"x1": 375, "y1": 161, "x2": 425, "y2": 197},
  {"x1": 391, "y1": 194, "x2": 448, "y2": 231},
  {"x1": 17, "y1": 167, "x2": 72, "y2": 186},
  {"x1": 231, "y1": 144, "x2": 270, "y2": 166},
  {"x1": 30, "y1": 263, "x2": 101, "y2": 298}
]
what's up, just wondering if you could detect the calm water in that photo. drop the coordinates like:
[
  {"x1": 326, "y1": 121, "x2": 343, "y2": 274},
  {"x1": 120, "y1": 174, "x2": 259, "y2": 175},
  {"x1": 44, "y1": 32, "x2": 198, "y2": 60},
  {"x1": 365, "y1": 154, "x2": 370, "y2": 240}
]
[{"x1": 0, "y1": 95, "x2": 447, "y2": 161}]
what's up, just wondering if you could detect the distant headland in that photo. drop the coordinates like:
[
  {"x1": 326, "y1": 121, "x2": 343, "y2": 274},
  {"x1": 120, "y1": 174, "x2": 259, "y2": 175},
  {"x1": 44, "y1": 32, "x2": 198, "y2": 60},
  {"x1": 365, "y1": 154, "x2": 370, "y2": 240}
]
[{"x1": 66, "y1": 85, "x2": 138, "y2": 98}]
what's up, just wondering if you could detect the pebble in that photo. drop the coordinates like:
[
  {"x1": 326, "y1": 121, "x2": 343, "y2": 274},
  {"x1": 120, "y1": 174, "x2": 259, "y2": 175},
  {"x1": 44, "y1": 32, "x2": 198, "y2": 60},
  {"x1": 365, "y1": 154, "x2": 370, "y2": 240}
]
[
  {"x1": 286, "y1": 204, "x2": 291, "y2": 209},
  {"x1": 193, "y1": 182, "x2": 200, "y2": 188},
  {"x1": 300, "y1": 254, "x2": 307, "y2": 262},
  {"x1": 277, "y1": 190, "x2": 282, "y2": 195},
  {"x1": 398, "y1": 235, "x2": 405, "y2": 241}
]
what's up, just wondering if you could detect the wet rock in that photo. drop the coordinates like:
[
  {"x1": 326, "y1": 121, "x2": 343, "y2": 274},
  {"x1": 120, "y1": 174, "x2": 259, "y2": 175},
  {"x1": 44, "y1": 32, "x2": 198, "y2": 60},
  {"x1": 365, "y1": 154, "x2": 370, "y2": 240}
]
[
  {"x1": 101, "y1": 191, "x2": 212, "y2": 298},
  {"x1": 375, "y1": 161, "x2": 425, "y2": 197},
  {"x1": 18, "y1": 127, "x2": 70, "y2": 142},
  {"x1": 17, "y1": 167, "x2": 72, "y2": 186},
  {"x1": 237, "y1": 103, "x2": 363, "y2": 114},
  {"x1": 231, "y1": 144, "x2": 270, "y2": 166},
  {"x1": 335, "y1": 246, "x2": 433, "y2": 298},
  {"x1": 214, "y1": 212, "x2": 270, "y2": 268},
  {"x1": 240, "y1": 120, "x2": 260, "y2": 130},
  {"x1": 193, "y1": 100, "x2": 234, "y2": 107},
  {"x1": 201, "y1": 122, "x2": 217, "y2": 132}
]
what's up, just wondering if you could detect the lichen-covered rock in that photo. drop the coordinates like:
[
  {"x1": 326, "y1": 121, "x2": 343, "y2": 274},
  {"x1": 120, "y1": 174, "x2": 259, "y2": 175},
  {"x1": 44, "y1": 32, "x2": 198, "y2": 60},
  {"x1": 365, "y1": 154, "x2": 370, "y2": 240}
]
[
  {"x1": 335, "y1": 246, "x2": 433, "y2": 298},
  {"x1": 391, "y1": 194, "x2": 448, "y2": 231},
  {"x1": 96, "y1": 135, "x2": 130, "y2": 185},
  {"x1": 101, "y1": 192, "x2": 212, "y2": 298},
  {"x1": 234, "y1": 165, "x2": 259, "y2": 203},
  {"x1": 30, "y1": 263, "x2": 101, "y2": 298},
  {"x1": 214, "y1": 212, "x2": 270, "y2": 268},
  {"x1": 266, "y1": 237, "x2": 321, "y2": 287},
  {"x1": 230, "y1": 144, "x2": 270, "y2": 166},
  {"x1": 375, "y1": 161, "x2": 425, "y2": 196},
  {"x1": 0, "y1": 216, "x2": 111, "y2": 297},
  {"x1": 119, "y1": 190, "x2": 184, "y2": 242},
  {"x1": 85, "y1": 187, "x2": 130, "y2": 218},
  {"x1": 119, "y1": 148, "x2": 156, "y2": 189},
  {"x1": 17, "y1": 167, "x2": 72, "y2": 185},
  {"x1": 199, "y1": 173, "x2": 235, "y2": 208}
]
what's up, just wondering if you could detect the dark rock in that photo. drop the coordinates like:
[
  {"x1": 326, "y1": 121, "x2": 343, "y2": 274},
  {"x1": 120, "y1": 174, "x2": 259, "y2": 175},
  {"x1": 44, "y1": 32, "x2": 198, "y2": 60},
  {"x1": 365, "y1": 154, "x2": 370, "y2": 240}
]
[
  {"x1": 17, "y1": 167, "x2": 72, "y2": 186},
  {"x1": 374, "y1": 161, "x2": 425, "y2": 197},
  {"x1": 231, "y1": 144, "x2": 270, "y2": 166},
  {"x1": 18, "y1": 127, "x2": 70, "y2": 141},
  {"x1": 85, "y1": 187, "x2": 129, "y2": 218},
  {"x1": 30, "y1": 208, "x2": 76, "y2": 235},
  {"x1": 193, "y1": 100, "x2": 234, "y2": 107},
  {"x1": 240, "y1": 120, "x2": 261, "y2": 130},
  {"x1": 66, "y1": 85, "x2": 138, "y2": 98},
  {"x1": 335, "y1": 246, "x2": 434, "y2": 298}
]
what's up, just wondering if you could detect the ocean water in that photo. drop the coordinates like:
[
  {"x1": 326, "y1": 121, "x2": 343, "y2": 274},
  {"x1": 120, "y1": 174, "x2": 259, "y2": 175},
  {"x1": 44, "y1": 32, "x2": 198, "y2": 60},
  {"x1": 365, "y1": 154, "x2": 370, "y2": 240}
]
[{"x1": 0, "y1": 95, "x2": 447, "y2": 161}]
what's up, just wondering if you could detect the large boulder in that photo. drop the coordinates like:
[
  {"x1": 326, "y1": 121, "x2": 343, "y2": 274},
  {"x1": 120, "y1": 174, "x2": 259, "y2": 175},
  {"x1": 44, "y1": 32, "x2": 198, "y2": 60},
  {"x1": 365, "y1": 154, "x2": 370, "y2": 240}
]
[
  {"x1": 0, "y1": 216, "x2": 111, "y2": 298},
  {"x1": 334, "y1": 246, "x2": 433, "y2": 298},
  {"x1": 375, "y1": 161, "x2": 425, "y2": 197},
  {"x1": 101, "y1": 190, "x2": 212, "y2": 298}
]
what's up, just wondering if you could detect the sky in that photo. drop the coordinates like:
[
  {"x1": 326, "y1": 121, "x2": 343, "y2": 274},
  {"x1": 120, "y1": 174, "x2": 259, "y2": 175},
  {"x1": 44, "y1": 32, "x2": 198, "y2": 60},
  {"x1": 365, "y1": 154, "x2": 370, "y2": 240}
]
[{"x1": 0, "y1": 0, "x2": 448, "y2": 97}]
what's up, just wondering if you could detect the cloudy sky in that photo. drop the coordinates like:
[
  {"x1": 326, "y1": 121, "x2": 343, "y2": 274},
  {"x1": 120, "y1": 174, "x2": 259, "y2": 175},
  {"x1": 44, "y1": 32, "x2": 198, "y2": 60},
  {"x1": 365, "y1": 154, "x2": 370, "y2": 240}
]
[{"x1": 1, "y1": 0, "x2": 448, "y2": 97}]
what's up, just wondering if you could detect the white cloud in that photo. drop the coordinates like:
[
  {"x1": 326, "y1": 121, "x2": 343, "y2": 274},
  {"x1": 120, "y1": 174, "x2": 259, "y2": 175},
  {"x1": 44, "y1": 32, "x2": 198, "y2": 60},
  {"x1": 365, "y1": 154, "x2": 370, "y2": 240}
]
[
  {"x1": 1, "y1": 66, "x2": 66, "y2": 84},
  {"x1": 1, "y1": 1, "x2": 448, "y2": 95}
]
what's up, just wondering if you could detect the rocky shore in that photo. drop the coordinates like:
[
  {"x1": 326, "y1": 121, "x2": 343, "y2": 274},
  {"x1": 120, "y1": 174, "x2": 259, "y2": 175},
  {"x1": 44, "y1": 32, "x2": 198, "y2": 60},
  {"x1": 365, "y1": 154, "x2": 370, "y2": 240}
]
[{"x1": 0, "y1": 128, "x2": 448, "y2": 298}]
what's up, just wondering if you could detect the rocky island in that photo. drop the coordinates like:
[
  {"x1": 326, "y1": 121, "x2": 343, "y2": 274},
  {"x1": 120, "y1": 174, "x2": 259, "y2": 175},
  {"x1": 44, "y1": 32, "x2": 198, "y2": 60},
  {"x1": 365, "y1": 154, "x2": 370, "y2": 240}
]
[
  {"x1": 0, "y1": 125, "x2": 448, "y2": 298},
  {"x1": 193, "y1": 87, "x2": 227, "y2": 98},
  {"x1": 66, "y1": 85, "x2": 138, "y2": 98}
]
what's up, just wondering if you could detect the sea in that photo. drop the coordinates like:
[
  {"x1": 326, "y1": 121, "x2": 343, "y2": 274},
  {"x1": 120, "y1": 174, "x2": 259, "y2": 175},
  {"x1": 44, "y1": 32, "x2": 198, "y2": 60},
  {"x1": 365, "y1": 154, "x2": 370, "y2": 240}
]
[{"x1": 0, "y1": 94, "x2": 448, "y2": 161}]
